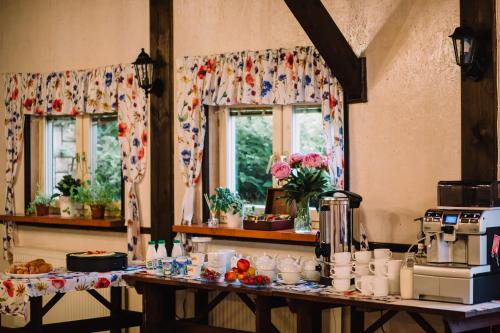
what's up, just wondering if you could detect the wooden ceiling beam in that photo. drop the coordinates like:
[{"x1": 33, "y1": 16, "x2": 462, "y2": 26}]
[{"x1": 283, "y1": 0, "x2": 367, "y2": 103}]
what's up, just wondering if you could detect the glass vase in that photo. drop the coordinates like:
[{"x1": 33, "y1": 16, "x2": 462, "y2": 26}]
[{"x1": 294, "y1": 198, "x2": 312, "y2": 233}]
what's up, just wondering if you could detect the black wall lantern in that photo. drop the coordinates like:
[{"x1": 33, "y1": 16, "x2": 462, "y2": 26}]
[
  {"x1": 449, "y1": 26, "x2": 488, "y2": 81},
  {"x1": 133, "y1": 48, "x2": 163, "y2": 97}
]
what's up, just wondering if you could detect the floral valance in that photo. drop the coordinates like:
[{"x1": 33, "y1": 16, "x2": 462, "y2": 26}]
[
  {"x1": 176, "y1": 45, "x2": 344, "y2": 224},
  {"x1": 2, "y1": 64, "x2": 146, "y2": 262}
]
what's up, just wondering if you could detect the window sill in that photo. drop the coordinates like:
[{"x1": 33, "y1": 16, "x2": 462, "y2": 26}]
[
  {"x1": 172, "y1": 224, "x2": 317, "y2": 245},
  {"x1": 0, "y1": 215, "x2": 126, "y2": 232}
]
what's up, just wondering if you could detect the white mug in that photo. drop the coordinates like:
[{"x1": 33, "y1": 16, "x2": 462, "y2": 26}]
[
  {"x1": 374, "y1": 248, "x2": 392, "y2": 260},
  {"x1": 387, "y1": 259, "x2": 402, "y2": 295},
  {"x1": 352, "y1": 251, "x2": 372, "y2": 264},
  {"x1": 355, "y1": 275, "x2": 374, "y2": 295},
  {"x1": 332, "y1": 252, "x2": 352, "y2": 265},
  {"x1": 332, "y1": 278, "x2": 351, "y2": 291},
  {"x1": 352, "y1": 263, "x2": 370, "y2": 276},
  {"x1": 330, "y1": 265, "x2": 353, "y2": 278},
  {"x1": 190, "y1": 252, "x2": 205, "y2": 266},
  {"x1": 369, "y1": 259, "x2": 389, "y2": 276},
  {"x1": 372, "y1": 276, "x2": 389, "y2": 297},
  {"x1": 277, "y1": 272, "x2": 301, "y2": 284}
]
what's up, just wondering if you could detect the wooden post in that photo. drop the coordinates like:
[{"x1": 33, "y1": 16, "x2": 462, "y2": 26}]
[
  {"x1": 150, "y1": 0, "x2": 174, "y2": 249},
  {"x1": 460, "y1": 0, "x2": 498, "y2": 181}
]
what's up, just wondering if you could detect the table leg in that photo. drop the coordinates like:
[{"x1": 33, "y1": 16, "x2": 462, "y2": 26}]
[
  {"x1": 140, "y1": 282, "x2": 175, "y2": 333},
  {"x1": 350, "y1": 307, "x2": 365, "y2": 333},
  {"x1": 194, "y1": 289, "x2": 208, "y2": 324},
  {"x1": 287, "y1": 299, "x2": 322, "y2": 333},
  {"x1": 255, "y1": 296, "x2": 274, "y2": 333},
  {"x1": 110, "y1": 287, "x2": 122, "y2": 333},
  {"x1": 28, "y1": 296, "x2": 43, "y2": 333}
]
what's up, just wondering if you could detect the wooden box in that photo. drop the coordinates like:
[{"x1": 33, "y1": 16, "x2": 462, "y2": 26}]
[{"x1": 243, "y1": 188, "x2": 295, "y2": 231}]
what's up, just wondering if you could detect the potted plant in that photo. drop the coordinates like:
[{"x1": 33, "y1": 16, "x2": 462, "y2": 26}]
[
  {"x1": 72, "y1": 180, "x2": 115, "y2": 219},
  {"x1": 27, "y1": 188, "x2": 58, "y2": 216},
  {"x1": 208, "y1": 187, "x2": 246, "y2": 228},
  {"x1": 55, "y1": 175, "x2": 82, "y2": 218}
]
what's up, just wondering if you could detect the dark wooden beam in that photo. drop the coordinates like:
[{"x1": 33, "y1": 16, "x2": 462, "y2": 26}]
[
  {"x1": 460, "y1": 0, "x2": 497, "y2": 181},
  {"x1": 283, "y1": 0, "x2": 367, "y2": 103},
  {"x1": 150, "y1": 0, "x2": 174, "y2": 250}
]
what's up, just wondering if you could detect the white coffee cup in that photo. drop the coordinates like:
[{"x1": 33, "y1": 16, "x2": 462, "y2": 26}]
[
  {"x1": 387, "y1": 259, "x2": 402, "y2": 295},
  {"x1": 330, "y1": 265, "x2": 354, "y2": 278},
  {"x1": 372, "y1": 276, "x2": 389, "y2": 297},
  {"x1": 355, "y1": 275, "x2": 374, "y2": 295},
  {"x1": 352, "y1": 251, "x2": 372, "y2": 263},
  {"x1": 332, "y1": 252, "x2": 352, "y2": 265},
  {"x1": 352, "y1": 263, "x2": 370, "y2": 276},
  {"x1": 277, "y1": 271, "x2": 301, "y2": 284},
  {"x1": 186, "y1": 264, "x2": 202, "y2": 278},
  {"x1": 369, "y1": 259, "x2": 389, "y2": 276},
  {"x1": 374, "y1": 248, "x2": 392, "y2": 260},
  {"x1": 332, "y1": 278, "x2": 351, "y2": 291},
  {"x1": 259, "y1": 269, "x2": 276, "y2": 282},
  {"x1": 190, "y1": 252, "x2": 205, "y2": 266}
]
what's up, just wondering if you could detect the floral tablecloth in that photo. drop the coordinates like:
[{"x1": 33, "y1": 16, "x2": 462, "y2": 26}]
[{"x1": 0, "y1": 266, "x2": 143, "y2": 317}]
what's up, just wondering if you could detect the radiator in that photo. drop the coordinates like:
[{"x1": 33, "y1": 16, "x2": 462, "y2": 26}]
[{"x1": 3, "y1": 246, "x2": 111, "y2": 330}]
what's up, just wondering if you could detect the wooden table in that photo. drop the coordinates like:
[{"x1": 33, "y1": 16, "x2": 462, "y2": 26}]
[
  {"x1": 0, "y1": 287, "x2": 141, "y2": 333},
  {"x1": 123, "y1": 273, "x2": 500, "y2": 333}
]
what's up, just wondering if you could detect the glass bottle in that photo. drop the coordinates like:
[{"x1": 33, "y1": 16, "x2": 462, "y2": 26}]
[{"x1": 400, "y1": 252, "x2": 415, "y2": 299}]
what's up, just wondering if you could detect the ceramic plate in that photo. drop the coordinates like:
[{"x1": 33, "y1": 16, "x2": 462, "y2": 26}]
[
  {"x1": 240, "y1": 283, "x2": 270, "y2": 288},
  {"x1": 4, "y1": 272, "x2": 49, "y2": 279},
  {"x1": 331, "y1": 285, "x2": 355, "y2": 292},
  {"x1": 330, "y1": 274, "x2": 355, "y2": 279}
]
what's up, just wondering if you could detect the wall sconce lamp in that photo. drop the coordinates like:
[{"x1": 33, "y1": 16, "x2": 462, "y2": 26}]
[
  {"x1": 449, "y1": 26, "x2": 488, "y2": 81},
  {"x1": 133, "y1": 48, "x2": 164, "y2": 97}
]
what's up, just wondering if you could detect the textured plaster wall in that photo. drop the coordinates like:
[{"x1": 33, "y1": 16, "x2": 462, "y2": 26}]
[{"x1": 174, "y1": 0, "x2": 461, "y2": 244}]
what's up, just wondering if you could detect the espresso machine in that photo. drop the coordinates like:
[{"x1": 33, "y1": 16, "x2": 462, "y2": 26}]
[
  {"x1": 315, "y1": 190, "x2": 362, "y2": 285},
  {"x1": 414, "y1": 181, "x2": 500, "y2": 304}
]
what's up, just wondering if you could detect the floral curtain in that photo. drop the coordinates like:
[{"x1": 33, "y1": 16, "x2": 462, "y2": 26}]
[
  {"x1": 2, "y1": 64, "x2": 146, "y2": 261},
  {"x1": 176, "y1": 46, "x2": 344, "y2": 224}
]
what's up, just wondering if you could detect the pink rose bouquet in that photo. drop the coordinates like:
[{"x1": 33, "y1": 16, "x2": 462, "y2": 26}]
[{"x1": 271, "y1": 161, "x2": 292, "y2": 180}]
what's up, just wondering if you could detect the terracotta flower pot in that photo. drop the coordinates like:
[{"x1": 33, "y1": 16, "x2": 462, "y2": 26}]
[
  {"x1": 35, "y1": 204, "x2": 49, "y2": 216},
  {"x1": 90, "y1": 204, "x2": 106, "y2": 219}
]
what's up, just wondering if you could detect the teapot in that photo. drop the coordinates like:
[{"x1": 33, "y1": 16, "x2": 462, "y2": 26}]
[
  {"x1": 252, "y1": 253, "x2": 276, "y2": 270},
  {"x1": 277, "y1": 255, "x2": 301, "y2": 272},
  {"x1": 302, "y1": 257, "x2": 319, "y2": 272}
]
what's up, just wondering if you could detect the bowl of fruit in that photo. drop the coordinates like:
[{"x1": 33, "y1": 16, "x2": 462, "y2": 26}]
[
  {"x1": 240, "y1": 274, "x2": 271, "y2": 288},
  {"x1": 224, "y1": 258, "x2": 270, "y2": 288},
  {"x1": 200, "y1": 268, "x2": 222, "y2": 282}
]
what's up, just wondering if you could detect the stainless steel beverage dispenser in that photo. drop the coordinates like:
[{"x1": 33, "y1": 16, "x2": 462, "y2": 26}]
[{"x1": 315, "y1": 190, "x2": 362, "y2": 284}]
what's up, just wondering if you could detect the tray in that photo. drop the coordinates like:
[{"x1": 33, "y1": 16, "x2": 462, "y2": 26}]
[
  {"x1": 66, "y1": 252, "x2": 127, "y2": 272},
  {"x1": 243, "y1": 218, "x2": 293, "y2": 230}
]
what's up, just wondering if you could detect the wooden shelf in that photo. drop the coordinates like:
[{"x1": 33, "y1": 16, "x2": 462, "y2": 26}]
[
  {"x1": 0, "y1": 215, "x2": 123, "y2": 229},
  {"x1": 172, "y1": 224, "x2": 317, "y2": 244}
]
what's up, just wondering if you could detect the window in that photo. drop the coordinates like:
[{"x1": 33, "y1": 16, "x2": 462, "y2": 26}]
[
  {"x1": 228, "y1": 109, "x2": 273, "y2": 205},
  {"x1": 44, "y1": 117, "x2": 77, "y2": 196},
  {"x1": 40, "y1": 115, "x2": 122, "y2": 207},
  {"x1": 220, "y1": 105, "x2": 325, "y2": 207},
  {"x1": 292, "y1": 107, "x2": 325, "y2": 155},
  {"x1": 90, "y1": 116, "x2": 121, "y2": 200}
]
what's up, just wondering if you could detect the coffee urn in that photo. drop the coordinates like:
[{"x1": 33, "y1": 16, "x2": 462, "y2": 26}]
[{"x1": 315, "y1": 190, "x2": 362, "y2": 285}]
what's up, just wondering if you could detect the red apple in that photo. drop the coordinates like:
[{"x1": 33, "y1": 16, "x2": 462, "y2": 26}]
[{"x1": 237, "y1": 258, "x2": 250, "y2": 272}]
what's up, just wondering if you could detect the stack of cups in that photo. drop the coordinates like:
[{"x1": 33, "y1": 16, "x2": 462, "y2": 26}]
[
  {"x1": 362, "y1": 248, "x2": 401, "y2": 297},
  {"x1": 186, "y1": 252, "x2": 205, "y2": 278},
  {"x1": 330, "y1": 252, "x2": 354, "y2": 292},
  {"x1": 352, "y1": 250, "x2": 372, "y2": 277}
]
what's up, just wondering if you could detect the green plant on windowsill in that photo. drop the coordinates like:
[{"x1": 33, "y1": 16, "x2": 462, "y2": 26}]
[
  {"x1": 71, "y1": 180, "x2": 117, "y2": 219},
  {"x1": 208, "y1": 187, "x2": 247, "y2": 217},
  {"x1": 27, "y1": 187, "x2": 58, "y2": 216},
  {"x1": 56, "y1": 174, "x2": 82, "y2": 217}
]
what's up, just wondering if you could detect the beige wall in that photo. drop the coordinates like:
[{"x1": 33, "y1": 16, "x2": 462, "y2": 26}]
[
  {"x1": 174, "y1": 0, "x2": 461, "y2": 244},
  {"x1": 0, "y1": 0, "x2": 151, "y2": 260}
]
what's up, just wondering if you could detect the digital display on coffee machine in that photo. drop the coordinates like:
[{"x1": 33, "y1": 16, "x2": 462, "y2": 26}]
[{"x1": 443, "y1": 214, "x2": 459, "y2": 225}]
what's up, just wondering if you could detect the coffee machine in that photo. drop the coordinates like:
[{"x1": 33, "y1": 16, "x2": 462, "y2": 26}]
[
  {"x1": 315, "y1": 190, "x2": 362, "y2": 285},
  {"x1": 414, "y1": 181, "x2": 500, "y2": 304}
]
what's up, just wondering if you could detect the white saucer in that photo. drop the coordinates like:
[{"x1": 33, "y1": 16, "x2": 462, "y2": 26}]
[
  {"x1": 331, "y1": 285, "x2": 355, "y2": 292},
  {"x1": 276, "y1": 278, "x2": 305, "y2": 285},
  {"x1": 330, "y1": 274, "x2": 355, "y2": 279}
]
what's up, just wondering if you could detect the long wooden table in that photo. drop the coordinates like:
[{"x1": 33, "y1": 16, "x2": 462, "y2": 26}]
[{"x1": 123, "y1": 273, "x2": 500, "y2": 333}]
